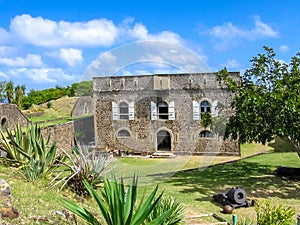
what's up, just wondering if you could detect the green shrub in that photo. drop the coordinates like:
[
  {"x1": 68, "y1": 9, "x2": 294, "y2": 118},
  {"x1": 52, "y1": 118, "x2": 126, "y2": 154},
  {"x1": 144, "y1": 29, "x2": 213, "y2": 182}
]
[
  {"x1": 62, "y1": 174, "x2": 183, "y2": 225},
  {"x1": 201, "y1": 112, "x2": 212, "y2": 128},
  {"x1": 255, "y1": 199, "x2": 295, "y2": 225},
  {"x1": 46, "y1": 101, "x2": 52, "y2": 108},
  {"x1": 50, "y1": 145, "x2": 112, "y2": 196},
  {"x1": 0, "y1": 124, "x2": 58, "y2": 181},
  {"x1": 147, "y1": 195, "x2": 185, "y2": 224}
]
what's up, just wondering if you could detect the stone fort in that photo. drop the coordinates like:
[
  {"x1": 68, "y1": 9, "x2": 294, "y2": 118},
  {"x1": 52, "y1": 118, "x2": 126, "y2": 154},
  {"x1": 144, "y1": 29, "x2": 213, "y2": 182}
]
[{"x1": 93, "y1": 72, "x2": 240, "y2": 156}]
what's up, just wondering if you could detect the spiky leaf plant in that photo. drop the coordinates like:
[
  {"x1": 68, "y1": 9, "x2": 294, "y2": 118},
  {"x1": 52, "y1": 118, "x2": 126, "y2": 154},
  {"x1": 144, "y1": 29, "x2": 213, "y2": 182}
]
[
  {"x1": 62, "y1": 174, "x2": 180, "y2": 225},
  {"x1": 0, "y1": 124, "x2": 58, "y2": 181},
  {"x1": 50, "y1": 145, "x2": 112, "y2": 196},
  {"x1": 146, "y1": 195, "x2": 185, "y2": 225}
]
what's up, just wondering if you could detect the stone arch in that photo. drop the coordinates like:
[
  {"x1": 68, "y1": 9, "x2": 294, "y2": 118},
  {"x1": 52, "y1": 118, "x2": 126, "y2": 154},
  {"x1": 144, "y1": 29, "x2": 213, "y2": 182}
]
[
  {"x1": 116, "y1": 128, "x2": 131, "y2": 138},
  {"x1": 156, "y1": 128, "x2": 172, "y2": 151},
  {"x1": 199, "y1": 130, "x2": 213, "y2": 138}
]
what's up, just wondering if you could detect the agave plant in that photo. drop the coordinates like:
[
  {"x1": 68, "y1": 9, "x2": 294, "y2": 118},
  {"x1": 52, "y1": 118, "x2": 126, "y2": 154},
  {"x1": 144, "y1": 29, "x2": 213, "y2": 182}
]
[
  {"x1": 50, "y1": 144, "x2": 112, "y2": 196},
  {"x1": 0, "y1": 124, "x2": 58, "y2": 181},
  {"x1": 146, "y1": 195, "x2": 185, "y2": 225},
  {"x1": 62, "y1": 174, "x2": 181, "y2": 225}
]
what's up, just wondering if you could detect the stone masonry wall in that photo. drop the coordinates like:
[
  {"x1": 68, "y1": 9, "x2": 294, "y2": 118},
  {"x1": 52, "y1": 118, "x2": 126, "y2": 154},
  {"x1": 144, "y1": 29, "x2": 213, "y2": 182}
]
[
  {"x1": 0, "y1": 104, "x2": 29, "y2": 129},
  {"x1": 41, "y1": 122, "x2": 74, "y2": 153},
  {"x1": 93, "y1": 73, "x2": 240, "y2": 156},
  {"x1": 71, "y1": 96, "x2": 94, "y2": 117}
]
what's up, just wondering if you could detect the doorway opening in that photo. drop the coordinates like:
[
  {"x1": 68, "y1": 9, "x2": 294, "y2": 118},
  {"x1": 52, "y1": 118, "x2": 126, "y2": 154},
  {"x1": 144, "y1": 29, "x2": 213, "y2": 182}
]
[{"x1": 157, "y1": 130, "x2": 171, "y2": 151}]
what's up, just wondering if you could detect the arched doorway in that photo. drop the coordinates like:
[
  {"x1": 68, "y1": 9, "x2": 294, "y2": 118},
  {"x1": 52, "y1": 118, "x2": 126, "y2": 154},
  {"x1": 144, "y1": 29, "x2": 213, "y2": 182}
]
[{"x1": 157, "y1": 130, "x2": 171, "y2": 151}]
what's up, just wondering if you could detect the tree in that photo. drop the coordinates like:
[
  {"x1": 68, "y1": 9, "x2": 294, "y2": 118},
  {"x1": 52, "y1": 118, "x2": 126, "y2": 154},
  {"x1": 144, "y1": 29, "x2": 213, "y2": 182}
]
[
  {"x1": 0, "y1": 81, "x2": 7, "y2": 103},
  {"x1": 14, "y1": 85, "x2": 26, "y2": 108},
  {"x1": 218, "y1": 46, "x2": 300, "y2": 158},
  {"x1": 6, "y1": 81, "x2": 14, "y2": 103}
]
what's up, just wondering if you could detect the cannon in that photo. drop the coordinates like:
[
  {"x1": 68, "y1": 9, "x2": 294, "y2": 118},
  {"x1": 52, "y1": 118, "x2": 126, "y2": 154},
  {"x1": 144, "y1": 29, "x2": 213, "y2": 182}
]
[{"x1": 213, "y1": 187, "x2": 254, "y2": 212}]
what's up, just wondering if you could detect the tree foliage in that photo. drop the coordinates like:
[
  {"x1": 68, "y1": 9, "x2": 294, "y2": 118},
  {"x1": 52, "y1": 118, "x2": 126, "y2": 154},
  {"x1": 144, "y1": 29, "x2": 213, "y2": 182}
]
[
  {"x1": 218, "y1": 46, "x2": 300, "y2": 158},
  {"x1": 6, "y1": 81, "x2": 14, "y2": 103}
]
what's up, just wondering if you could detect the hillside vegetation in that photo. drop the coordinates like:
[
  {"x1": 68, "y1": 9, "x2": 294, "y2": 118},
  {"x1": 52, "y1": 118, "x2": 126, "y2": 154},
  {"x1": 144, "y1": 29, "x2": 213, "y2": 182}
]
[{"x1": 23, "y1": 96, "x2": 78, "y2": 123}]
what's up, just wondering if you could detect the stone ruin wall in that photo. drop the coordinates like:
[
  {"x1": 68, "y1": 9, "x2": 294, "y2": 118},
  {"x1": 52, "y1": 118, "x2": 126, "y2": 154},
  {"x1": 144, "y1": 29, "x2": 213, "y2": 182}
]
[
  {"x1": 40, "y1": 122, "x2": 75, "y2": 153},
  {"x1": 71, "y1": 96, "x2": 94, "y2": 117},
  {"x1": 0, "y1": 104, "x2": 75, "y2": 153},
  {"x1": 0, "y1": 104, "x2": 29, "y2": 129}
]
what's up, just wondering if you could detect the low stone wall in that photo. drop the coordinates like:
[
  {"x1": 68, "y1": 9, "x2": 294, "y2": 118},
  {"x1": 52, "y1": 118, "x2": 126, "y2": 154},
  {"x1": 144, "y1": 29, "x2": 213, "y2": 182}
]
[{"x1": 41, "y1": 122, "x2": 75, "y2": 152}]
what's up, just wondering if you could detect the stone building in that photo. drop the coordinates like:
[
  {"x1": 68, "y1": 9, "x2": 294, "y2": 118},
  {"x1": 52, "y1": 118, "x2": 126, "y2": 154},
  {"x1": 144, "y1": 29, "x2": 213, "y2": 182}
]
[
  {"x1": 71, "y1": 96, "x2": 94, "y2": 117},
  {"x1": 0, "y1": 104, "x2": 29, "y2": 129},
  {"x1": 93, "y1": 72, "x2": 240, "y2": 156}
]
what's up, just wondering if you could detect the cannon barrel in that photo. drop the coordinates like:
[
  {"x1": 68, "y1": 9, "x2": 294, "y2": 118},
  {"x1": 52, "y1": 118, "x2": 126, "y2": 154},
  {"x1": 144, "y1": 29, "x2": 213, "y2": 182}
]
[{"x1": 226, "y1": 188, "x2": 247, "y2": 205}]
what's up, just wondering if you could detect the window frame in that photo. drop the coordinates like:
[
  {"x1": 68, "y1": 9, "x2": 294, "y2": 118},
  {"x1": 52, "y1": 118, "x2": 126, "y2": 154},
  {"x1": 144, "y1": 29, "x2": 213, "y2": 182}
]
[
  {"x1": 119, "y1": 102, "x2": 129, "y2": 120},
  {"x1": 200, "y1": 100, "x2": 211, "y2": 113},
  {"x1": 157, "y1": 101, "x2": 169, "y2": 120},
  {"x1": 199, "y1": 130, "x2": 213, "y2": 138},
  {"x1": 117, "y1": 129, "x2": 131, "y2": 138}
]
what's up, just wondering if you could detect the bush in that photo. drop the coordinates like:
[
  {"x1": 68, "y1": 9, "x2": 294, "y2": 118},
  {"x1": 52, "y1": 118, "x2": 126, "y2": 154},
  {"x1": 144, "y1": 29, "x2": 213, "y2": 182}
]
[
  {"x1": 0, "y1": 124, "x2": 58, "y2": 181},
  {"x1": 255, "y1": 199, "x2": 295, "y2": 225},
  {"x1": 147, "y1": 195, "x2": 185, "y2": 224},
  {"x1": 50, "y1": 145, "x2": 112, "y2": 196}
]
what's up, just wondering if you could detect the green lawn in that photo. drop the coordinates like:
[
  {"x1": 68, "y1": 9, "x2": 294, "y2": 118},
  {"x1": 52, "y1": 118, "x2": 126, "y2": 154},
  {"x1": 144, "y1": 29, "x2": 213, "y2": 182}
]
[
  {"x1": 0, "y1": 148, "x2": 299, "y2": 224},
  {"x1": 112, "y1": 149, "x2": 299, "y2": 224}
]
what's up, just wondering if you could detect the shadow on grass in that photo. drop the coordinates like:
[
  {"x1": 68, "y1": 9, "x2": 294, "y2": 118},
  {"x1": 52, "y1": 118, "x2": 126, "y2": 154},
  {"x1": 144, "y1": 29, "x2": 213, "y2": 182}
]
[
  {"x1": 157, "y1": 160, "x2": 300, "y2": 202},
  {"x1": 268, "y1": 137, "x2": 296, "y2": 153}
]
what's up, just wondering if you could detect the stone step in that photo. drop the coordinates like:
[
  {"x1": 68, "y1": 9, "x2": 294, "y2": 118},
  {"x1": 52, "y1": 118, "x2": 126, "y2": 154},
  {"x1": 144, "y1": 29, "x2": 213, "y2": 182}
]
[{"x1": 150, "y1": 152, "x2": 176, "y2": 158}]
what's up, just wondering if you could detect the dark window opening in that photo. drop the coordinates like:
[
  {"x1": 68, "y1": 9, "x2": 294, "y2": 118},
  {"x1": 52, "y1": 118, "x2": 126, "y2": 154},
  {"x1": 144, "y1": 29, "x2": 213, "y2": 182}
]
[
  {"x1": 117, "y1": 129, "x2": 130, "y2": 137},
  {"x1": 200, "y1": 100, "x2": 211, "y2": 113},
  {"x1": 158, "y1": 101, "x2": 168, "y2": 120},
  {"x1": 199, "y1": 130, "x2": 213, "y2": 138},
  {"x1": 1, "y1": 117, "x2": 7, "y2": 127}
]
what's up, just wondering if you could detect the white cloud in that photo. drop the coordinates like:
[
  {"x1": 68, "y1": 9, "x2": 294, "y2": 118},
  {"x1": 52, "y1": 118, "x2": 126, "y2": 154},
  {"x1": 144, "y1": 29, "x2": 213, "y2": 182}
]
[
  {"x1": 0, "y1": 27, "x2": 12, "y2": 44},
  {"x1": 0, "y1": 46, "x2": 16, "y2": 56},
  {"x1": 10, "y1": 14, "x2": 119, "y2": 47},
  {"x1": 206, "y1": 16, "x2": 279, "y2": 51},
  {"x1": 0, "y1": 70, "x2": 9, "y2": 79},
  {"x1": 8, "y1": 67, "x2": 75, "y2": 84},
  {"x1": 47, "y1": 48, "x2": 83, "y2": 67},
  {"x1": 279, "y1": 45, "x2": 290, "y2": 53},
  {"x1": 223, "y1": 59, "x2": 241, "y2": 69},
  {"x1": 0, "y1": 54, "x2": 44, "y2": 67},
  {"x1": 129, "y1": 23, "x2": 182, "y2": 45},
  {"x1": 7, "y1": 14, "x2": 184, "y2": 49}
]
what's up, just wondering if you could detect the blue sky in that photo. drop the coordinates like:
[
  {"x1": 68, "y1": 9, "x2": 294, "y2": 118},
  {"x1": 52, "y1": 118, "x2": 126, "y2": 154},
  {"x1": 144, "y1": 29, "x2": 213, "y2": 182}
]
[{"x1": 0, "y1": 0, "x2": 299, "y2": 91}]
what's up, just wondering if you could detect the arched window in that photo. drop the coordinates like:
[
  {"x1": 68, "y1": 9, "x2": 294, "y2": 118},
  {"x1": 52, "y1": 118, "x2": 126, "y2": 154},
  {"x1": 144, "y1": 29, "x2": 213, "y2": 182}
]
[
  {"x1": 117, "y1": 129, "x2": 130, "y2": 138},
  {"x1": 199, "y1": 130, "x2": 213, "y2": 138},
  {"x1": 119, "y1": 102, "x2": 129, "y2": 119},
  {"x1": 1, "y1": 117, "x2": 7, "y2": 127},
  {"x1": 200, "y1": 100, "x2": 211, "y2": 113},
  {"x1": 158, "y1": 101, "x2": 168, "y2": 120}
]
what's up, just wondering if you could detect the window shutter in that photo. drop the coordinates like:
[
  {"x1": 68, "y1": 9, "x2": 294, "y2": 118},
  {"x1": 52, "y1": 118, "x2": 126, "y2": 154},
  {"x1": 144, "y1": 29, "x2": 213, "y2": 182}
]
[
  {"x1": 193, "y1": 100, "x2": 200, "y2": 120},
  {"x1": 212, "y1": 100, "x2": 219, "y2": 117},
  {"x1": 151, "y1": 101, "x2": 157, "y2": 120},
  {"x1": 168, "y1": 101, "x2": 175, "y2": 120},
  {"x1": 129, "y1": 102, "x2": 134, "y2": 120},
  {"x1": 112, "y1": 102, "x2": 118, "y2": 120}
]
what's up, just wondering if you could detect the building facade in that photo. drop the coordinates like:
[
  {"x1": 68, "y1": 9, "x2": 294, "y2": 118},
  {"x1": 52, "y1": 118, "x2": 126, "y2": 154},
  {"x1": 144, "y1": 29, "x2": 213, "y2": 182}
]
[{"x1": 93, "y1": 72, "x2": 240, "y2": 156}]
